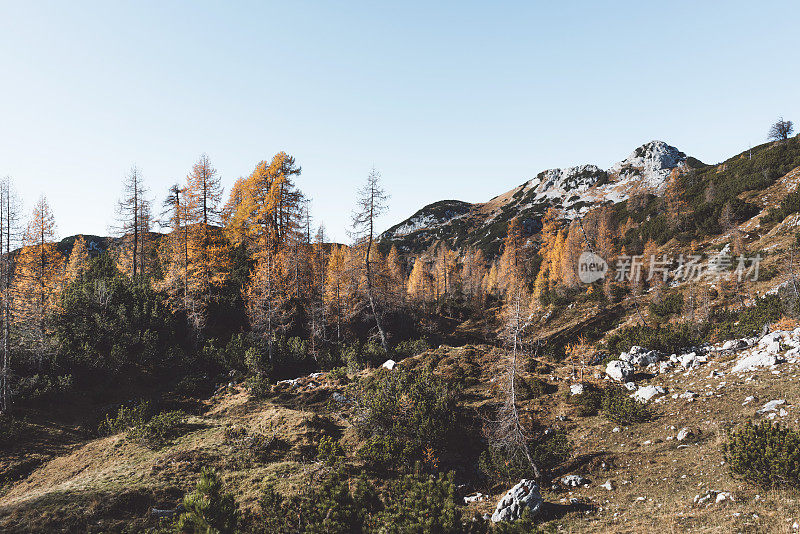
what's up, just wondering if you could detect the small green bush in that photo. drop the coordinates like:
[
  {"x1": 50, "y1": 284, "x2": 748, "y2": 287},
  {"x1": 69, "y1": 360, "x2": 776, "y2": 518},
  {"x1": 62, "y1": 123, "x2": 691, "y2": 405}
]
[
  {"x1": 98, "y1": 401, "x2": 151, "y2": 436},
  {"x1": 606, "y1": 322, "x2": 701, "y2": 355},
  {"x1": 601, "y1": 388, "x2": 652, "y2": 425},
  {"x1": 246, "y1": 374, "x2": 272, "y2": 399},
  {"x1": 648, "y1": 293, "x2": 683, "y2": 319},
  {"x1": 393, "y1": 338, "x2": 430, "y2": 360},
  {"x1": 724, "y1": 421, "x2": 800, "y2": 488},
  {"x1": 368, "y1": 470, "x2": 462, "y2": 533},
  {"x1": 15, "y1": 374, "x2": 74, "y2": 403},
  {"x1": 353, "y1": 368, "x2": 459, "y2": 472},
  {"x1": 328, "y1": 366, "x2": 348, "y2": 383},
  {"x1": 254, "y1": 475, "x2": 379, "y2": 533},
  {"x1": 176, "y1": 468, "x2": 239, "y2": 534},
  {"x1": 127, "y1": 410, "x2": 185, "y2": 449},
  {"x1": 317, "y1": 436, "x2": 346, "y2": 467},
  {"x1": 567, "y1": 384, "x2": 604, "y2": 417}
]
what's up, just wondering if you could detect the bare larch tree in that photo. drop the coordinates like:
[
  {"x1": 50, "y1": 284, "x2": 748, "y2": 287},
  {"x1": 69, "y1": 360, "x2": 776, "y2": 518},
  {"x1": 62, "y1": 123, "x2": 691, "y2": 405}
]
[{"x1": 350, "y1": 168, "x2": 389, "y2": 351}]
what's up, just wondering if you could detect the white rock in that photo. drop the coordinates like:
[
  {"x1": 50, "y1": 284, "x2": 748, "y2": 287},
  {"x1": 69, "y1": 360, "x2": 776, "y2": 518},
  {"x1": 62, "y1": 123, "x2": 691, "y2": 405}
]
[
  {"x1": 631, "y1": 385, "x2": 666, "y2": 403},
  {"x1": 757, "y1": 399, "x2": 786, "y2": 414},
  {"x1": 600, "y1": 479, "x2": 613, "y2": 490},
  {"x1": 679, "y1": 352, "x2": 698, "y2": 369},
  {"x1": 491, "y1": 479, "x2": 543, "y2": 522},
  {"x1": 561, "y1": 474, "x2": 587, "y2": 487},
  {"x1": 464, "y1": 493, "x2": 486, "y2": 504},
  {"x1": 677, "y1": 428, "x2": 693, "y2": 441},
  {"x1": 732, "y1": 351, "x2": 781, "y2": 373},
  {"x1": 569, "y1": 383, "x2": 585, "y2": 396},
  {"x1": 624, "y1": 381, "x2": 637, "y2": 391},
  {"x1": 679, "y1": 390, "x2": 698, "y2": 400},
  {"x1": 606, "y1": 360, "x2": 635, "y2": 382},
  {"x1": 381, "y1": 359, "x2": 396, "y2": 371},
  {"x1": 715, "y1": 492, "x2": 734, "y2": 504}
]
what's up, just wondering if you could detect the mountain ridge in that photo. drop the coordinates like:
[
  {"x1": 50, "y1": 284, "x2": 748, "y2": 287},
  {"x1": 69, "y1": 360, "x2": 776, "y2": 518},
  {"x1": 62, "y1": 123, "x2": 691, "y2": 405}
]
[{"x1": 380, "y1": 140, "x2": 696, "y2": 255}]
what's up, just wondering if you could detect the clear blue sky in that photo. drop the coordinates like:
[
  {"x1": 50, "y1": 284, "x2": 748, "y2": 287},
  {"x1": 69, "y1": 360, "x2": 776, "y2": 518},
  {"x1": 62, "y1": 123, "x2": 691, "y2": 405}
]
[{"x1": 1, "y1": 1, "x2": 797, "y2": 242}]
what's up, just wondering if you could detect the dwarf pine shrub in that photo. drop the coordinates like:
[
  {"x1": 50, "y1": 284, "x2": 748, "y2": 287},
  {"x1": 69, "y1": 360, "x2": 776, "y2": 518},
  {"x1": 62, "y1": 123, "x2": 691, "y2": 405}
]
[
  {"x1": 601, "y1": 388, "x2": 652, "y2": 425},
  {"x1": 724, "y1": 421, "x2": 800, "y2": 488},
  {"x1": 176, "y1": 468, "x2": 239, "y2": 534}
]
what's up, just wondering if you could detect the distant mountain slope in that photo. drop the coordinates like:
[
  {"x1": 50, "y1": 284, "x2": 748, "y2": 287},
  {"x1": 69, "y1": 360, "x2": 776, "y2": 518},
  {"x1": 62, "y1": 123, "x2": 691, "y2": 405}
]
[{"x1": 380, "y1": 141, "x2": 695, "y2": 256}]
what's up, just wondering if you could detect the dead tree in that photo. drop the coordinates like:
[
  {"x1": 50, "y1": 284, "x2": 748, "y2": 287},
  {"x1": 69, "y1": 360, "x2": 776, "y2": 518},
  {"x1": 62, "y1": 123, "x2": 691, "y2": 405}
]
[
  {"x1": 486, "y1": 284, "x2": 541, "y2": 479},
  {"x1": 350, "y1": 168, "x2": 389, "y2": 351}
]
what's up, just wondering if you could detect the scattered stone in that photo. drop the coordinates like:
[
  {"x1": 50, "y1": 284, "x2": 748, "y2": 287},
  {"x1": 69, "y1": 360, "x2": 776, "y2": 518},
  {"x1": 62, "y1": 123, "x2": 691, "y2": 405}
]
[
  {"x1": 716, "y1": 492, "x2": 734, "y2": 504},
  {"x1": 381, "y1": 359, "x2": 396, "y2": 371},
  {"x1": 606, "y1": 360, "x2": 635, "y2": 382},
  {"x1": 742, "y1": 396, "x2": 755, "y2": 405},
  {"x1": 695, "y1": 490, "x2": 733, "y2": 506},
  {"x1": 624, "y1": 381, "x2": 637, "y2": 391},
  {"x1": 464, "y1": 493, "x2": 487, "y2": 504},
  {"x1": 677, "y1": 428, "x2": 693, "y2": 442},
  {"x1": 600, "y1": 479, "x2": 613, "y2": 491},
  {"x1": 757, "y1": 399, "x2": 786, "y2": 414},
  {"x1": 569, "y1": 383, "x2": 585, "y2": 396},
  {"x1": 679, "y1": 390, "x2": 698, "y2": 401},
  {"x1": 332, "y1": 392, "x2": 349, "y2": 404},
  {"x1": 491, "y1": 479, "x2": 543, "y2": 522},
  {"x1": 561, "y1": 475, "x2": 587, "y2": 487}
]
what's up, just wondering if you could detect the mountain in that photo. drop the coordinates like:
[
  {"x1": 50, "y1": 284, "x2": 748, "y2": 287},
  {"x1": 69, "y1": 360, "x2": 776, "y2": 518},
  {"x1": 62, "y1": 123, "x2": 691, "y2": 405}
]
[{"x1": 380, "y1": 140, "x2": 696, "y2": 256}]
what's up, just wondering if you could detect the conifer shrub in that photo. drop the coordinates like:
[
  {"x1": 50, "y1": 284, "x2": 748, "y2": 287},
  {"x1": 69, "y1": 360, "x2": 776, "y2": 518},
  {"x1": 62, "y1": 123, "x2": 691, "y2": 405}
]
[
  {"x1": 567, "y1": 384, "x2": 604, "y2": 417},
  {"x1": 393, "y1": 338, "x2": 430, "y2": 360},
  {"x1": 254, "y1": 475, "x2": 379, "y2": 533},
  {"x1": 245, "y1": 374, "x2": 272, "y2": 399},
  {"x1": 98, "y1": 402, "x2": 186, "y2": 448},
  {"x1": 723, "y1": 421, "x2": 800, "y2": 488},
  {"x1": 317, "y1": 435, "x2": 346, "y2": 467},
  {"x1": 605, "y1": 322, "x2": 700, "y2": 355},
  {"x1": 327, "y1": 366, "x2": 348, "y2": 383},
  {"x1": 176, "y1": 468, "x2": 239, "y2": 534},
  {"x1": 127, "y1": 410, "x2": 185, "y2": 449},
  {"x1": 98, "y1": 401, "x2": 151, "y2": 436},
  {"x1": 601, "y1": 388, "x2": 652, "y2": 425},
  {"x1": 368, "y1": 470, "x2": 462, "y2": 533},
  {"x1": 353, "y1": 368, "x2": 459, "y2": 472}
]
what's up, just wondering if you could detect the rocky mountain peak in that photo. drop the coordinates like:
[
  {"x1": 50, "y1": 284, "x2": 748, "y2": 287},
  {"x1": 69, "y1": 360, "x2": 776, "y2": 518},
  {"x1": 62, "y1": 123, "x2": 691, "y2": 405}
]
[{"x1": 608, "y1": 140, "x2": 687, "y2": 190}]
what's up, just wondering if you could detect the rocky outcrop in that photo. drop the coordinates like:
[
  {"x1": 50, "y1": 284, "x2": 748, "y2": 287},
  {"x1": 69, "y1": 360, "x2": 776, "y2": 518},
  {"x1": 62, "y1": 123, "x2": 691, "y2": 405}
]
[{"x1": 491, "y1": 479, "x2": 543, "y2": 522}]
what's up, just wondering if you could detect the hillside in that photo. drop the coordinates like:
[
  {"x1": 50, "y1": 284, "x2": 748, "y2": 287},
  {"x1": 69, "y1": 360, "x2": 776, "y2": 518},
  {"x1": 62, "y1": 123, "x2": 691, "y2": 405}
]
[{"x1": 380, "y1": 140, "x2": 696, "y2": 256}]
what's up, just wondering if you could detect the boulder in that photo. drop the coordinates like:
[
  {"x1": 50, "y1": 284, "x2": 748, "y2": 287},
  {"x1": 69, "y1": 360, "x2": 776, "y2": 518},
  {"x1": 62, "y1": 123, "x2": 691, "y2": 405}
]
[
  {"x1": 678, "y1": 352, "x2": 698, "y2": 369},
  {"x1": 629, "y1": 348, "x2": 661, "y2": 367},
  {"x1": 491, "y1": 479, "x2": 543, "y2": 522},
  {"x1": 381, "y1": 359, "x2": 396, "y2": 371},
  {"x1": 676, "y1": 427, "x2": 693, "y2": 441},
  {"x1": 731, "y1": 351, "x2": 781, "y2": 373},
  {"x1": 569, "y1": 383, "x2": 584, "y2": 396},
  {"x1": 606, "y1": 360, "x2": 635, "y2": 382},
  {"x1": 631, "y1": 385, "x2": 666, "y2": 403}
]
